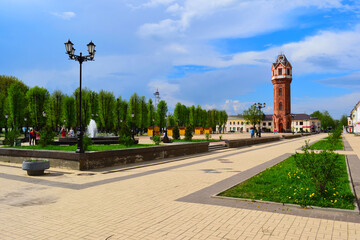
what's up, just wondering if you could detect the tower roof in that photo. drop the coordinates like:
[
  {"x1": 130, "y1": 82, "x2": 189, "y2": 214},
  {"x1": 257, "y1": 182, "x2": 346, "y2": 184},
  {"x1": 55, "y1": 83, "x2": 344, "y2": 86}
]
[{"x1": 273, "y1": 54, "x2": 290, "y2": 67}]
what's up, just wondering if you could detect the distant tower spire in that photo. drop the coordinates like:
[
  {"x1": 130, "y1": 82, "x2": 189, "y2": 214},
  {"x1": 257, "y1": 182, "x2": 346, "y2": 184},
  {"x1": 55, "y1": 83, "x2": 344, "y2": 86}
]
[{"x1": 154, "y1": 88, "x2": 160, "y2": 110}]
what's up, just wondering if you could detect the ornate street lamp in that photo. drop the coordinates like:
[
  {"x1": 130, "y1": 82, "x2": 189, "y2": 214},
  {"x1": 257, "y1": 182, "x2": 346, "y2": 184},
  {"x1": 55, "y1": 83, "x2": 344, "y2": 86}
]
[
  {"x1": 152, "y1": 118, "x2": 155, "y2": 137},
  {"x1": 65, "y1": 39, "x2": 96, "y2": 153},
  {"x1": 163, "y1": 114, "x2": 170, "y2": 143},
  {"x1": 253, "y1": 102, "x2": 266, "y2": 138},
  {"x1": 24, "y1": 117, "x2": 28, "y2": 139},
  {"x1": 131, "y1": 112, "x2": 135, "y2": 142},
  {"x1": 5, "y1": 113, "x2": 8, "y2": 133}
]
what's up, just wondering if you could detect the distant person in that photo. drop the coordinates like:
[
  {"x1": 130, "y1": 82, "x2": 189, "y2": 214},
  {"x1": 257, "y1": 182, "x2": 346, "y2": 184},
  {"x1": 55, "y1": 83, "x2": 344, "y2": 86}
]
[
  {"x1": 250, "y1": 128, "x2": 254, "y2": 138},
  {"x1": 60, "y1": 128, "x2": 66, "y2": 137},
  {"x1": 68, "y1": 128, "x2": 74, "y2": 137},
  {"x1": 29, "y1": 129, "x2": 34, "y2": 145}
]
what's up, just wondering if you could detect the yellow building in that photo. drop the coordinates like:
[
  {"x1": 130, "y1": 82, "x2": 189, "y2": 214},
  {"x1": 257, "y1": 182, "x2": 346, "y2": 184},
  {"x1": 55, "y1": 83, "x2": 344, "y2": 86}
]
[
  {"x1": 204, "y1": 127, "x2": 212, "y2": 134},
  {"x1": 179, "y1": 127, "x2": 186, "y2": 135},
  {"x1": 167, "y1": 127, "x2": 174, "y2": 136},
  {"x1": 147, "y1": 126, "x2": 160, "y2": 136},
  {"x1": 194, "y1": 127, "x2": 203, "y2": 135}
]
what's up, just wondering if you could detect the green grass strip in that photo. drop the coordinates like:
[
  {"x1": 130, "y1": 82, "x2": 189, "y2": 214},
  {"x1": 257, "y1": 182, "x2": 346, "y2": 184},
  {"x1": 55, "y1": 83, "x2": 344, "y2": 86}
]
[
  {"x1": 218, "y1": 155, "x2": 355, "y2": 209},
  {"x1": 310, "y1": 140, "x2": 343, "y2": 150},
  {"x1": 7, "y1": 144, "x2": 155, "y2": 151}
]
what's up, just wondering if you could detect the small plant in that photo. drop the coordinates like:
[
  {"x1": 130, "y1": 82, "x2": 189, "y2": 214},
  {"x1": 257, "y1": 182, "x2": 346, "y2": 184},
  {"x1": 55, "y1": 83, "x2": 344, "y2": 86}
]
[
  {"x1": 4, "y1": 129, "x2": 20, "y2": 147},
  {"x1": 83, "y1": 135, "x2": 93, "y2": 151},
  {"x1": 172, "y1": 126, "x2": 180, "y2": 140},
  {"x1": 152, "y1": 134, "x2": 161, "y2": 145},
  {"x1": 205, "y1": 133, "x2": 211, "y2": 141},
  {"x1": 39, "y1": 125, "x2": 56, "y2": 147},
  {"x1": 185, "y1": 125, "x2": 193, "y2": 141},
  {"x1": 294, "y1": 140, "x2": 342, "y2": 195},
  {"x1": 119, "y1": 135, "x2": 133, "y2": 147},
  {"x1": 219, "y1": 135, "x2": 222, "y2": 140}
]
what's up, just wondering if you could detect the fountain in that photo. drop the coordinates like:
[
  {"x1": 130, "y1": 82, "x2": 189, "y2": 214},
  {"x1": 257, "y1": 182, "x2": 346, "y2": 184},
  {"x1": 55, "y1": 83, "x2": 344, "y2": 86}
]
[{"x1": 86, "y1": 119, "x2": 98, "y2": 138}]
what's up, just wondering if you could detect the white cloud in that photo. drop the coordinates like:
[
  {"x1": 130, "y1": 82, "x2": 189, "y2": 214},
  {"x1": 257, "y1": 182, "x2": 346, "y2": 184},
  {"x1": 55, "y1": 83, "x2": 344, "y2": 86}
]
[
  {"x1": 221, "y1": 100, "x2": 253, "y2": 115},
  {"x1": 50, "y1": 11, "x2": 76, "y2": 20}
]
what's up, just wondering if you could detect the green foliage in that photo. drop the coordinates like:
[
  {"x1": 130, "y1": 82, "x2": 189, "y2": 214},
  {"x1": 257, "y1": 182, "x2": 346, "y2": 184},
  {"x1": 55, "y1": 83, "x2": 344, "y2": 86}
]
[
  {"x1": 119, "y1": 135, "x2": 133, "y2": 147},
  {"x1": 118, "y1": 122, "x2": 133, "y2": 147},
  {"x1": 310, "y1": 127, "x2": 343, "y2": 150},
  {"x1": 49, "y1": 90, "x2": 64, "y2": 131},
  {"x1": 205, "y1": 133, "x2": 211, "y2": 141},
  {"x1": 172, "y1": 126, "x2": 180, "y2": 140},
  {"x1": 115, "y1": 97, "x2": 128, "y2": 130},
  {"x1": 294, "y1": 141, "x2": 343, "y2": 194},
  {"x1": 82, "y1": 135, "x2": 93, "y2": 151},
  {"x1": 26, "y1": 86, "x2": 50, "y2": 130},
  {"x1": 339, "y1": 114, "x2": 348, "y2": 128},
  {"x1": 63, "y1": 95, "x2": 76, "y2": 129},
  {"x1": 311, "y1": 110, "x2": 336, "y2": 131},
  {"x1": 98, "y1": 90, "x2": 115, "y2": 132},
  {"x1": 219, "y1": 153, "x2": 354, "y2": 209},
  {"x1": 219, "y1": 135, "x2": 222, "y2": 140},
  {"x1": 39, "y1": 125, "x2": 56, "y2": 147},
  {"x1": 7, "y1": 82, "x2": 26, "y2": 129},
  {"x1": 152, "y1": 134, "x2": 161, "y2": 145},
  {"x1": 4, "y1": 129, "x2": 20, "y2": 147},
  {"x1": 74, "y1": 88, "x2": 91, "y2": 131},
  {"x1": 185, "y1": 125, "x2": 193, "y2": 141},
  {"x1": 156, "y1": 100, "x2": 168, "y2": 130},
  {"x1": 243, "y1": 105, "x2": 264, "y2": 129},
  {"x1": 13, "y1": 144, "x2": 154, "y2": 151},
  {"x1": 147, "y1": 98, "x2": 155, "y2": 127}
]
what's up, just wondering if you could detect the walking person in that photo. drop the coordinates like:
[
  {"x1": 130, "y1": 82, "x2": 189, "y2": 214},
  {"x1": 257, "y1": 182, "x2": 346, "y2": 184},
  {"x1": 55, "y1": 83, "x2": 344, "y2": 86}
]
[{"x1": 250, "y1": 128, "x2": 254, "y2": 138}]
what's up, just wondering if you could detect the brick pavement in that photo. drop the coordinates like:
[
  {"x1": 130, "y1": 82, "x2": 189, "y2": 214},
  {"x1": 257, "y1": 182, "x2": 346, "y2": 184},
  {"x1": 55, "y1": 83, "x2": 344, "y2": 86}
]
[{"x1": 0, "y1": 133, "x2": 360, "y2": 239}]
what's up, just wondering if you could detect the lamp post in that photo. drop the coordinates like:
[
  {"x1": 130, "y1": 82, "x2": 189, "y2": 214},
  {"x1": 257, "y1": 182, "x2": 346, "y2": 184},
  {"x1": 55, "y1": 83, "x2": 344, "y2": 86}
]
[
  {"x1": 5, "y1": 114, "x2": 8, "y2": 133},
  {"x1": 131, "y1": 112, "x2": 135, "y2": 142},
  {"x1": 65, "y1": 39, "x2": 96, "y2": 153},
  {"x1": 163, "y1": 114, "x2": 170, "y2": 143},
  {"x1": 24, "y1": 117, "x2": 28, "y2": 139},
  {"x1": 253, "y1": 103, "x2": 266, "y2": 138},
  {"x1": 42, "y1": 111, "x2": 47, "y2": 130}
]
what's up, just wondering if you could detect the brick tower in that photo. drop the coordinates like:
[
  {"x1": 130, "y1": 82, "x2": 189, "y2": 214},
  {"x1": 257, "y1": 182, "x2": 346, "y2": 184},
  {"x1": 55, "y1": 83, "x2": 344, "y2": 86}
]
[{"x1": 272, "y1": 54, "x2": 292, "y2": 132}]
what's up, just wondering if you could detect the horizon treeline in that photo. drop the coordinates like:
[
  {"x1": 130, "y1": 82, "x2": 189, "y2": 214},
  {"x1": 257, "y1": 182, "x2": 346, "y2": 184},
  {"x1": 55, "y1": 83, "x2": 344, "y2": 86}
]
[{"x1": 0, "y1": 75, "x2": 228, "y2": 133}]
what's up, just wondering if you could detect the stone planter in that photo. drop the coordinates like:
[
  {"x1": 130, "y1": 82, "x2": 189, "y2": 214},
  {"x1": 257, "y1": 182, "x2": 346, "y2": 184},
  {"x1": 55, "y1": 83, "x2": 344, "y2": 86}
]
[{"x1": 22, "y1": 160, "x2": 50, "y2": 176}]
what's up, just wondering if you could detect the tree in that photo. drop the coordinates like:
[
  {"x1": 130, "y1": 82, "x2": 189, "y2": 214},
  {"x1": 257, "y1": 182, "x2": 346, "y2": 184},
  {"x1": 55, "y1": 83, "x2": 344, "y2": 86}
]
[
  {"x1": 218, "y1": 111, "x2": 228, "y2": 133},
  {"x1": 189, "y1": 105, "x2": 196, "y2": 127},
  {"x1": 49, "y1": 90, "x2": 64, "y2": 132},
  {"x1": 26, "y1": 86, "x2": 50, "y2": 130},
  {"x1": 156, "y1": 100, "x2": 168, "y2": 132},
  {"x1": 174, "y1": 102, "x2": 183, "y2": 125},
  {"x1": 139, "y1": 96, "x2": 148, "y2": 133},
  {"x1": 243, "y1": 105, "x2": 264, "y2": 130},
  {"x1": 74, "y1": 88, "x2": 91, "y2": 131},
  {"x1": 6, "y1": 82, "x2": 26, "y2": 130},
  {"x1": 128, "y1": 93, "x2": 140, "y2": 130},
  {"x1": 311, "y1": 110, "x2": 336, "y2": 131},
  {"x1": 147, "y1": 98, "x2": 155, "y2": 127},
  {"x1": 339, "y1": 114, "x2": 348, "y2": 129},
  {"x1": 88, "y1": 90, "x2": 99, "y2": 121},
  {"x1": 98, "y1": 90, "x2": 115, "y2": 133},
  {"x1": 114, "y1": 97, "x2": 128, "y2": 131},
  {"x1": 63, "y1": 95, "x2": 76, "y2": 130}
]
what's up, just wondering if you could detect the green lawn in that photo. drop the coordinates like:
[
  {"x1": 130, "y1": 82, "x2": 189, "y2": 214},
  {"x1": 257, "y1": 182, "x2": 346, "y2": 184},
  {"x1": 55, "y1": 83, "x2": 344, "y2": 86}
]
[
  {"x1": 7, "y1": 144, "x2": 155, "y2": 151},
  {"x1": 310, "y1": 139, "x2": 343, "y2": 150},
  {"x1": 218, "y1": 155, "x2": 355, "y2": 209},
  {"x1": 172, "y1": 139, "x2": 219, "y2": 142}
]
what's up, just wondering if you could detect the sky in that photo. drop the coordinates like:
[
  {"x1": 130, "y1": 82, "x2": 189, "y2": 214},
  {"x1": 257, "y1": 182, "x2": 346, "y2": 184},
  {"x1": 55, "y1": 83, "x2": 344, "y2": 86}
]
[{"x1": 1, "y1": 0, "x2": 360, "y2": 119}]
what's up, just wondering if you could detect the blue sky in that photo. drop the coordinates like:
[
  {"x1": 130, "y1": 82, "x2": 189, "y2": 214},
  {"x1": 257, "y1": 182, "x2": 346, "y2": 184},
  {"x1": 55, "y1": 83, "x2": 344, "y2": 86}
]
[{"x1": 1, "y1": 0, "x2": 360, "y2": 119}]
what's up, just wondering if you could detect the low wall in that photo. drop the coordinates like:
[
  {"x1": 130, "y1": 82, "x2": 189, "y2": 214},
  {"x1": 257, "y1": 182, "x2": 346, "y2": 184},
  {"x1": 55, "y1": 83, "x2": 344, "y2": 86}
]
[
  {"x1": 226, "y1": 136, "x2": 281, "y2": 148},
  {"x1": 0, "y1": 142, "x2": 209, "y2": 171},
  {"x1": 282, "y1": 134, "x2": 302, "y2": 139}
]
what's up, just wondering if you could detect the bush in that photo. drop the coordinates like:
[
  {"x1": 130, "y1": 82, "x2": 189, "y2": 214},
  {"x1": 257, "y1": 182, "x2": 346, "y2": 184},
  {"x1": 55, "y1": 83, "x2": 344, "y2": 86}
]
[
  {"x1": 4, "y1": 129, "x2": 20, "y2": 147},
  {"x1": 219, "y1": 135, "x2": 222, "y2": 140},
  {"x1": 205, "y1": 133, "x2": 211, "y2": 141},
  {"x1": 294, "y1": 140, "x2": 342, "y2": 195},
  {"x1": 152, "y1": 134, "x2": 161, "y2": 145},
  {"x1": 173, "y1": 126, "x2": 180, "y2": 140},
  {"x1": 83, "y1": 135, "x2": 93, "y2": 151},
  {"x1": 185, "y1": 125, "x2": 193, "y2": 141},
  {"x1": 119, "y1": 135, "x2": 133, "y2": 147},
  {"x1": 39, "y1": 125, "x2": 56, "y2": 147}
]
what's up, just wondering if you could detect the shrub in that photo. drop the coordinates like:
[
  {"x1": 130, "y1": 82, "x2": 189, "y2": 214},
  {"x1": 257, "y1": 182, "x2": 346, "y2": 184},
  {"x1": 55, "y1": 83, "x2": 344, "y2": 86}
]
[
  {"x1": 4, "y1": 129, "x2": 20, "y2": 147},
  {"x1": 294, "y1": 140, "x2": 342, "y2": 195},
  {"x1": 219, "y1": 135, "x2": 222, "y2": 140},
  {"x1": 173, "y1": 126, "x2": 180, "y2": 140},
  {"x1": 205, "y1": 133, "x2": 211, "y2": 141},
  {"x1": 83, "y1": 135, "x2": 93, "y2": 151},
  {"x1": 185, "y1": 125, "x2": 193, "y2": 141},
  {"x1": 39, "y1": 125, "x2": 56, "y2": 147},
  {"x1": 119, "y1": 135, "x2": 133, "y2": 147},
  {"x1": 152, "y1": 134, "x2": 161, "y2": 145}
]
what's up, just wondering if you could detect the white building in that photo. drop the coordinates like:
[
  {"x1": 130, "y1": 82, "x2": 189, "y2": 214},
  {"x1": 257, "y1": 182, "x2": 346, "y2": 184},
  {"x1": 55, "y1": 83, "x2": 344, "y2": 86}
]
[{"x1": 350, "y1": 101, "x2": 360, "y2": 135}]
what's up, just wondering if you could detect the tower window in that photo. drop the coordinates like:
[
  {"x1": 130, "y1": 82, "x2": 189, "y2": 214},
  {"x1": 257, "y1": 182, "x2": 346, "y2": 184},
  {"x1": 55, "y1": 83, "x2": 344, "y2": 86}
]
[
  {"x1": 279, "y1": 102, "x2": 283, "y2": 111},
  {"x1": 287, "y1": 69, "x2": 290, "y2": 75},
  {"x1": 279, "y1": 88, "x2": 283, "y2": 96},
  {"x1": 278, "y1": 68, "x2": 282, "y2": 75}
]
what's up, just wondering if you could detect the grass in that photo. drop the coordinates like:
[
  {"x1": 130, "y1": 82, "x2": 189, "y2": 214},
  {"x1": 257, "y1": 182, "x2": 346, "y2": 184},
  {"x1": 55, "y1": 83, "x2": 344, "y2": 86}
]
[
  {"x1": 7, "y1": 144, "x2": 155, "y2": 151},
  {"x1": 218, "y1": 154, "x2": 355, "y2": 210},
  {"x1": 310, "y1": 139, "x2": 343, "y2": 150},
  {"x1": 172, "y1": 139, "x2": 219, "y2": 142}
]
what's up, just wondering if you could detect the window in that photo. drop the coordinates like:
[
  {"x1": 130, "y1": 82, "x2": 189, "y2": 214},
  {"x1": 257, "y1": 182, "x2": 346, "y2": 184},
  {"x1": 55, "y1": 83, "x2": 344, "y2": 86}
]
[
  {"x1": 279, "y1": 102, "x2": 283, "y2": 111},
  {"x1": 263, "y1": 122, "x2": 266, "y2": 126},
  {"x1": 296, "y1": 122, "x2": 298, "y2": 126},
  {"x1": 278, "y1": 68, "x2": 282, "y2": 75},
  {"x1": 287, "y1": 69, "x2": 290, "y2": 75},
  {"x1": 279, "y1": 88, "x2": 282, "y2": 96},
  {"x1": 268, "y1": 122, "x2": 271, "y2": 126},
  {"x1": 230, "y1": 122, "x2": 232, "y2": 125},
  {"x1": 300, "y1": 122, "x2": 303, "y2": 126},
  {"x1": 237, "y1": 121, "x2": 240, "y2": 125}
]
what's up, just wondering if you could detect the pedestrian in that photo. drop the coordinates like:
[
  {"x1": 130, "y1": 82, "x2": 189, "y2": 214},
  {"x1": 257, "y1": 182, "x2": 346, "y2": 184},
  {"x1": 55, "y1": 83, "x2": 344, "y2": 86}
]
[
  {"x1": 60, "y1": 128, "x2": 66, "y2": 137},
  {"x1": 68, "y1": 127, "x2": 74, "y2": 137},
  {"x1": 250, "y1": 128, "x2": 254, "y2": 138}
]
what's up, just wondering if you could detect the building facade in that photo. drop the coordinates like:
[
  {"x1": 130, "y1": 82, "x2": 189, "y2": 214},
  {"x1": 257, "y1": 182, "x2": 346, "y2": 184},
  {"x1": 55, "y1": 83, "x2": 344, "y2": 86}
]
[
  {"x1": 350, "y1": 101, "x2": 360, "y2": 135},
  {"x1": 272, "y1": 54, "x2": 292, "y2": 132}
]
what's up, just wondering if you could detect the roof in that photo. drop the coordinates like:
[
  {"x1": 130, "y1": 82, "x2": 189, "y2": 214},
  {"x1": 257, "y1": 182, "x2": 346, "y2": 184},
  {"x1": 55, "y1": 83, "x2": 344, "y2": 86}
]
[
  {"x1": 228, "y1": 113, "x2": 318, "y2": 121},
  {"x1": 272, "y1": 54, "x2": 290, "y2": 68}
]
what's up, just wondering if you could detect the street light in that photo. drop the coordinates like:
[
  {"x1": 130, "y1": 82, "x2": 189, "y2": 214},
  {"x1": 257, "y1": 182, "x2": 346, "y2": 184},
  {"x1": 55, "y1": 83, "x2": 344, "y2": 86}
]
[
  {"x1": 152, "y1": 118, "x2": 155, "y2": 137},
  {"x1": 253, "y1": 102, "x2": 266, "y2": 138},
  {"x1": 131, "y1": 112, "x2": 135, "y2": 142},
  {"x1": 24, "y1": 117, "x2": 28, "y2": 139},
  {"x1": 5, "y1": 113, "x2": 8, "y2": 133},
  {"x1": 163, "y1": 114, "x2": 170, "y2": 143},
  {"x1": 65, "y1": 39, "x2": 96, "y2": 153}
]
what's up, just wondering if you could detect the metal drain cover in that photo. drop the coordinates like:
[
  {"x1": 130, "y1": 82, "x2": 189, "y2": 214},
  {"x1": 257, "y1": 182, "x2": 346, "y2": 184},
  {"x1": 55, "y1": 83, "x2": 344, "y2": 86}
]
[{"x1": 77, "y1": 173, "x2": 95, "y2": 176}]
